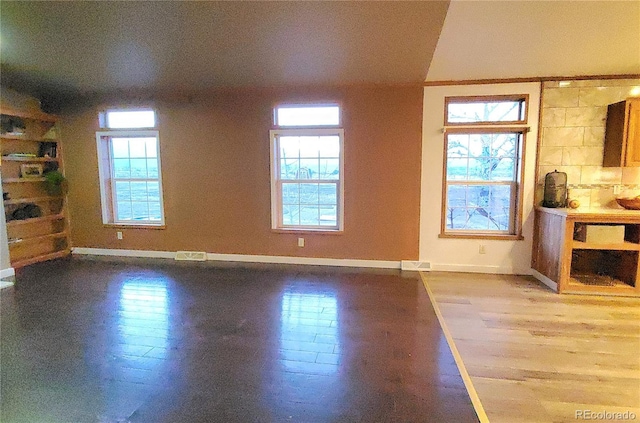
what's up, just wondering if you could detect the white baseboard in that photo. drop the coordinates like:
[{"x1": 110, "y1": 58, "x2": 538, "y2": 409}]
[
  {"x1": 0, "y1": 267, "x2": 15, "y2": 279},
  {"x1": 72, "y1": 248, "x2": 401, "y2": 269},
  {"x1": 429, "y1": 263, "x2": 529, "y2": 275},
  {"x1": 531, "y1": 269, "x2": 558, "y2": 291}
]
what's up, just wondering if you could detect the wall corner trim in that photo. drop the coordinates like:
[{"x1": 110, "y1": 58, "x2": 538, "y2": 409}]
[
  {"x1": 71, "y1": 248, "x2": 401, "y2": 269},
  {"x1": 0, "y1": 267, "x2": 16, "y2": 279}
]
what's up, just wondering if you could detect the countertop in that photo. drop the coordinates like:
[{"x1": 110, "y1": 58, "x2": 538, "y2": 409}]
[{"x1": 537, "y1": 206, "x2": 640, "y2": 221}]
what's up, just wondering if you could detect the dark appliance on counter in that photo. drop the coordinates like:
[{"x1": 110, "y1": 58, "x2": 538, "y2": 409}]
[{"x1": 543, "y1": 170, "x2": 567, "y2": 208}]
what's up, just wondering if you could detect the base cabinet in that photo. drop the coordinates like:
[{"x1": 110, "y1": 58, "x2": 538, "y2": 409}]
[{"x1": 532, "y1": 207, "x2": 640, "y2": 296}]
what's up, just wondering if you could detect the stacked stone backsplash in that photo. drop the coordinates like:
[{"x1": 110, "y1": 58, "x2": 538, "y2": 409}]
[{"x1": 537, "y1": 78, "x2": 640, "y2": 208}]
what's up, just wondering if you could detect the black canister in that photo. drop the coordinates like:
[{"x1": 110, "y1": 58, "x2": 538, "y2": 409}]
[{"x1": 543, "y1": 170, "x2": 567, "y2": 208}]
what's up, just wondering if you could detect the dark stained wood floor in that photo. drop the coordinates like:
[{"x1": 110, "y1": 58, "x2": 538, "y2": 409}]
[{"x1": 1, "y1": 258, "x2": 478, "y2": 423}]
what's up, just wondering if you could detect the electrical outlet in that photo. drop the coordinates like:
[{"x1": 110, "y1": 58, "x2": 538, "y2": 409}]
[
  {"x1": 479, "y1": 244, "x2": 486, "y2": 254},
  {"x1": 117, "y1": 231, "x2": 123, "y2": 240},
  {"x1": 298, "y1": 237, "x2": 305, "y2": 247},
  {"x1": 613, "y1": 185, "x2": 622, "y2": 195}
]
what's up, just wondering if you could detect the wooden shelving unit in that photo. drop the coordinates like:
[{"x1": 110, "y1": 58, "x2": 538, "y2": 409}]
[
  {"x1": 1, "y1": 105, "x2": 70, "y2": 268},
  {"x1": 532, "y1": 207, "x2": 640, "y2": 297}
]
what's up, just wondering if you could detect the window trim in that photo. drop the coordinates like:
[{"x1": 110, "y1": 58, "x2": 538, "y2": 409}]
[
  {"x1": 270, "y1": 128, "x2": 345, "y2": 232},
  {"x1": 95, "y1": 130, "x2": 166, "y2": 227},
  {"x1": 444, "y1": 94, "x2": 529, "y2": 126},
  {"x1": 439, "y1": 126, "x2": 527, "y2": 240}
]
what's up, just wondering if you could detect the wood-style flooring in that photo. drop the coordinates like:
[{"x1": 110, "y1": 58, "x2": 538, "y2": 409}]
[
  {"x1": 422, "y1": 271, "x2": 640, "y2": 423},
  {"x1": 0, "y1": 258, "x2": 478, "y2": 423}
]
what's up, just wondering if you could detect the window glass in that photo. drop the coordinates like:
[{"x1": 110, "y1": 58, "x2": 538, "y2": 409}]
[{"x1": 275, "y1": 105, "x2": 339, "y2": 127}]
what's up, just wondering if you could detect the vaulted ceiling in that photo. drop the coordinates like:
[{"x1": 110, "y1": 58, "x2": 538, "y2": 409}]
[{"x1": 1, "y1": 1, "x2": 638, "y2": 106}]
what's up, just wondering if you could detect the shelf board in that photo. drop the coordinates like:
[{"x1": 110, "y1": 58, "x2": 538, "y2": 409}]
[
  {"x1": 6, "y1": 213, "x2": 65, "y2": 227},
  {"x1": 572, "y1": 240, "x2": 640, "y2": 251},
  {"x1": 0, "y1": 135, "x2": 58, "y2": 142},
  {"x1": 2, "y1": 177, "x2": 46, "y2": 183},
  {"x1": 8, "y1": 231, "x2": 68, "y2": 249},
  {"x1": 0, "y1": 105, "x2": 58, "y2": 122},
  {"x1": 11, "y1": 249, "x2": 70, "y2": 269},
  {"x1": 1, "y1": 156, "x2": 59, "y2": 162},
  {"x1": 4, "y1": 196, "x2": 63, "y2": 205}
]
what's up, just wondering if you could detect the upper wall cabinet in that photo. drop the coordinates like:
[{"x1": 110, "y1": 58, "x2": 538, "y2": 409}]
[{"x1": 603, "y1": 98, "x2": 640, "y2": 167}]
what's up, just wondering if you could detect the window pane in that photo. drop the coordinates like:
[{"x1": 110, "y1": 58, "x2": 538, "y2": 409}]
[
  {"x1": 113, "y1": 159, "x2": 131, "y2": 178},
  {"x1": 112, "y1": 138, "x2": 130, "y2": 158},
  {"x1": 281, "y1": 158, "x2": 298, "y2": 179},
  {"x1": 447, "y1": 135, "x2": 469, "y2": 157},
  {"x1": 447, "y1": 99, "x2": 525, "y2": 123},
  {"x1": 148, "y1": 202, "x2": 162, "y2": 220},
  {"x1": 299, "y1": 183, "x2": 318, "y2": 204},
  {"x1": 283, "y1": 205, "x2": 299, "y2": 225},
  {"x1": 467, "y1": 209, "x2": 490, "y2": 230},
  {"x1": 115, "y1": 181, "x2": 131, "y2": 202},
  {"x1": 107, "y1": 110, "x2": 155, "y2": 129},
  {"x1": 132, "y1": 202, "x2": 149, "y2": 220},
  {"x1": 491, "y1": 133, "x2": 517, "y2": 157},
  {"x1": 116, "y1": 202, "x2": 132, "y2": 221},
  {"x1": 467, "y1": 185, "x2": 491, "y2": 208},
  {"x1": 129, "y1": 139, "x2": 147, "y2": 158},
  {"x1": 276, "y1": 105, "x2": 339, "y2": 126},
  {"x1": 491, "y1": 158, "x2": 515, "y2": 181},
  {"x1": 319, "y1": 208, "x2": 337, "y2": 226},
  {"x1": 318, "y1": 183, "x2": 337, "y2": 205},
  {"x1": 147, "y1": 159, "x2": 159, "y2": 178},
  {"x1": 280, "y1": 137, "x2": 301, "y2": 158},
  {"x1": 147, "y1": 182, "x2": 160, "y2": 202},
  {"x1": 145, "y1": 138, "x2": 158, "y2": 158},
  {"x1": 468, "y1": 158, "x2": 491, "y2": 180},
  {"x1": 444, "y1": 208, "x2": 468, "y2": 230},
  {"x1": 300, "y1": 206, "x2": 320, "y2": 226},
  {"x1": 130, "y1": 181, "x2": 148, "y2": 201},
  {"x1": 446, "y1": 158, "x2": 468, "y2": 180},
  {"x1": 319, "y1": 159, "x2": 339, "y2": 179},
  {"x1": 447, "y1": 185, "x2": 466, "y2": 207},
  {"x1": 299, "y1": 159, "x2": 319, "y2": 179},
  {"x1": 130, "y1": 159, "x2": 147, "y2": 178},
  {"x1": 282, "y1": 183, "x2": 299, "y2": 204}
]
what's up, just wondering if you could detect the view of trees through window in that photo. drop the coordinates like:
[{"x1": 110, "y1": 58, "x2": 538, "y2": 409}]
[{"x1": 444, "y1": 98, "x2": 525, "y2": 233}]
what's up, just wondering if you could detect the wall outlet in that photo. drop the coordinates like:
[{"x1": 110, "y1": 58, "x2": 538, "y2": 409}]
[
  {"x1": 613, "y1": 185, "x2": 622, "y2": 195},
  {"x1": 298, "y1": 237, "x2": 305, "y2": 247},
  {"x1": 117, "y1": 231, "x2": 123, "y2": 240},
  {"x1": 479, "y1": 244, "x2": 486, "y2": 254}
]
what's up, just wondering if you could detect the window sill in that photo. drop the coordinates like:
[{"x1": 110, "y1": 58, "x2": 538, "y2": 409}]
[
  {"x1": 103, "y1": 223, "x2": 166, "y2": 230},
  {"x1": 438, "y1": 232, "x2": 524, "y2": 241},
  {"x1": 272, "y1": 228, "x2": 343, "y2": 235}
]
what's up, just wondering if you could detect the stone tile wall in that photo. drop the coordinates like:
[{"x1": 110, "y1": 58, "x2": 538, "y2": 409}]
[{"x1": 537, "y1": 79, "x2": 640, "y2": 208}]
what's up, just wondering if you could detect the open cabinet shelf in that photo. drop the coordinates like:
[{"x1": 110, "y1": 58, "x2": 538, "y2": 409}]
[{"x1": 1, "y1": 105, "x2": 70, "y2": 268}]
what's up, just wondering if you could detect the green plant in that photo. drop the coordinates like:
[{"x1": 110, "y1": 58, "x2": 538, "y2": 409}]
[{"x1": 43, "y1": 170, "x2": 67, "y2": 195}]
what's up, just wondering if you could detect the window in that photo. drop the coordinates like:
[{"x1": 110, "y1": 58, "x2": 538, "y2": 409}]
[
  {"x1": 270, "y1": 104, "x2": 344, "y2": 231},
  {"x1": 96, "y1": 109, "x2": 165, "y2": 226},
  {"x1": 442, "y1": 96, "x2": 528, "y2": 238}
]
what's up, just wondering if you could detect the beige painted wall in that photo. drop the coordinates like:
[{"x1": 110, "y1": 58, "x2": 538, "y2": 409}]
[
  {"x1": 537, "y1": 78, "x2": 640, "y2": 208},
  {"x1": 419, "y1": 82, "x2": 541, "y2": 274},
  {"x1": 62, "y1": 85, "x2": 423, "y2": 261}
]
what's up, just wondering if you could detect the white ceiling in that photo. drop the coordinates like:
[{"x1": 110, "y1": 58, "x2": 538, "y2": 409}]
[
  {"x1": 427, "y1": 0, "x2": 640, "y2": 81},
  {"x1": 0, "y1": 1, "x2": 638, "y2": 106}
]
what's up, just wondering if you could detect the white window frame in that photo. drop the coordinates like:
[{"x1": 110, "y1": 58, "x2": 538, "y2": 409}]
[
  {"x1": 95, "y1": 129, "x2": 165, "y2": 227},
  {"x1": 270, "y1": 128, "x2": 345, "y2": 232}
]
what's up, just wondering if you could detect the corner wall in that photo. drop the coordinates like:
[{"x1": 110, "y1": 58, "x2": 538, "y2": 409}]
[{"x1": 419, "y1": 82, "x2": 541, "y2": 274}]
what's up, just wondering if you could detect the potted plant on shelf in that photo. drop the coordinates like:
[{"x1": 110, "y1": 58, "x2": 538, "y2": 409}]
[{"x1": 43, "y1": 170, "x2": 67, "y2": 196}]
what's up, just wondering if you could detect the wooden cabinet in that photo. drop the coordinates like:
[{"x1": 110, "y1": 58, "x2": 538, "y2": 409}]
[
  {"x1": 603, "y1": 97, "x2": 640, "y2": 167},
  {"x1": 1, "y1": 105, "x2": 70, "y2": 268},
  {"x1": 532, "y1": 207, "x2": 640, "y2": 296}
]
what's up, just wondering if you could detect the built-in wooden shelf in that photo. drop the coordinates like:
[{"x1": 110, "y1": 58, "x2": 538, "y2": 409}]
[
  {"x1": 4, "y1": 196, "x2": 63, "y2": 205},
  {"x1": 2, "y1": 156, "x2": 59, "y2": 162},
  {"x1": 6, "y1": 214, "x2": 65, "y2": 227},
  {"x1": 8, "y1": 231, "x2": 68, "y2": 249},
  {"x1": 2, "y1": 177, "x2": 46, "y2": 183},
  {"x1": 0, "y1": 135, "x2": 58, "y2": 143},
  {"x1": 572, "y1": 240, "x2": 640, "y2": 251},
  {"x1": 11, "y1": 249, "x2": 71, "y2": 269}
]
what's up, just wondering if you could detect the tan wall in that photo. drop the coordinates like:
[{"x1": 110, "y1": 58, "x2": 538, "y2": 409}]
[
  {"x1": 537, "y1": 79, "x2": 640, "y2": 208},
  {"x1": 62, "y1": 85, "x2": 422, "y2": 261}
]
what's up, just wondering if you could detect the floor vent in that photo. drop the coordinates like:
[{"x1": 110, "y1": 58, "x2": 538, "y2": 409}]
[
  {"x1": 175, "y1": 251, "x2": 207, "y2": 261},
  {"x1": 401, "y1": 260, "x2": 432, "y2": 271}
]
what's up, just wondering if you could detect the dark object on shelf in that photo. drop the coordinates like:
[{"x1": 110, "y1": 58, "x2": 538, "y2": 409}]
[
  {"x1": 0, "y1": 115, "x2": 26, "y2": 135},
  {"x1": 616, "y1": 196, "x2": 640, "y2": 210},
  {"x1": 11, "y1": 203, "x2": 42, "y2": 220},
  {"x1": 543, "y1": 170, "x2": 567, "y2": 208},
  {"x1": 2, "y1": 192, "x2": 9, "y2": 201},
  {"x1": 38, "y1": 141, "x2": 57, "y2": 158}
]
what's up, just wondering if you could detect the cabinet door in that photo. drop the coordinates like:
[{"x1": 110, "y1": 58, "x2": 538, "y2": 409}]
[{"x1": 625, "y1": 98, "x2": 640, "y2": 167}]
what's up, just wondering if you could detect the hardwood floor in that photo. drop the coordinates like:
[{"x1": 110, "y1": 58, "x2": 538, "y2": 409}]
[
  {"x1": 421, "y1": 271, "x2": 640, "y2": 423},
  {"x1": 0, "y1": 258, "x2": 478, "y2": 423}
]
